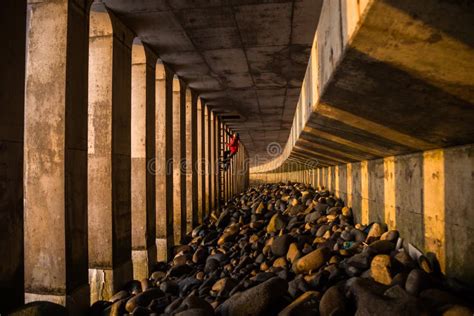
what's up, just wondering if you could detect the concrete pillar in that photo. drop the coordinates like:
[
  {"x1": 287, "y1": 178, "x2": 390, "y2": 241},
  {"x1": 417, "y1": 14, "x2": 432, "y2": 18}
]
[
  {"x1": 223, "y1": 126, "x2": 228, "y2": 201},
  {"x1": 226, "y1": 129, "x2": 232, "y2": 197},
  {"x1": 88, "y1": 4, "x2": 134, "y2": 302},
  {"x1": 216, "y1": 119, "x2": 222, "y2": 209},
  {"x1": 204, "y1": 106, "x2": 210, "y2": 215},
  {"x1": 24, "y1": 0, "x2": 91, "y2": 311},
  {"x1": 209, "y1": 112, "x2": 215, "y2": 212},
  {"x1": 0, "y1": 0, "x2": 26, "y2": 312},
  {"x1": 131, "y1": 40, "x2": 157, "y2": 281},
  {"x1": 155, "y1": 63, "x2": 174, "y2": 261},
  {"x1": 172, "y1": 77, "x2": 186, "y2": 245},
  {"x1": 190, "y1": 92, "x2": 199, "y2": 228},
  {"x1": 196, "y1": 98, "x2": 204, "y2": 223},
  {"x1": 184, "y1": 88, "x2": 193, "y2": 233}
]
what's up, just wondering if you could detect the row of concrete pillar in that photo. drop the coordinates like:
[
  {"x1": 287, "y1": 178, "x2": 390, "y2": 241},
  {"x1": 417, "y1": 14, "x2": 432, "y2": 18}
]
[{"x1": 0, "y1": 0, "x2": 248, "y2": 313}]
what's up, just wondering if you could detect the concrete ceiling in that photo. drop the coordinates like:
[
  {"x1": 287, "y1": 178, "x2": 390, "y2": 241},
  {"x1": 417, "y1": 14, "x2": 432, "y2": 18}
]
[{"x1": 103, "y1": 0, "x2": 323, "y2": 160}]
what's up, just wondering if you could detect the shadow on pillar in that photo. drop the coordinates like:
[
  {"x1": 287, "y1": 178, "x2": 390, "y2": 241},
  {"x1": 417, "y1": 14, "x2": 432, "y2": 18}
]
[{"x1": 0, "y1": 0, "x2": 25, "y2": 313}]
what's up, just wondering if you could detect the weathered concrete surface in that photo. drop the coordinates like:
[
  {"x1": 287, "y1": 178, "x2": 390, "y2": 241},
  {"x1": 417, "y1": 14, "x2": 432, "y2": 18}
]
[
  {"x1": 204, "y1": 106, "x2": 210, "y2": 216},
  {"x1": 131, "y1": 40, "x2": 157, "y2": 280},
  {"x1": 0, "y1": 0, "x2": 25, "y2": 313},
  {"x1": 185, "y1": 89, "x2": 194, "y2": 231},
  {"x1": 251, "y1": 0, "x2": 474, "y2": 174},
  {"x1": 251, "y1": 144, "x2": 474, "y2": 285},
  {"x1": 196, "y1": 98, "x2": 204, "y2": 224},
  {"x1": 155, "y1": 63, "x2": 174, "y2": 262},
  {"x1": 190, "y1": 92, "x2": 199, "y2": 228},
  {"x1": 88, "y1": 4, "x2": 134, "y2": 302},
  {"x1": 102, "y1": 0, "x2": 323, "y2": 161},
  {"x1": 172, "y1": 78, "x2": 185, "y2": 245},
  {"x1": 24, "y1": 0, "x2": 91, "y2": 313}
]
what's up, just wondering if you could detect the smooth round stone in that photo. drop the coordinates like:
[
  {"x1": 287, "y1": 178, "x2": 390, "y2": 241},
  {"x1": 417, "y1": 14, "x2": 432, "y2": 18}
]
[
  {"x1": 217, "y1": 277, "x2": 288, "y2": 316},
  {"x1": 192, "y1": 247, "x2": 207, "y2": 264},
  {"x1": 267, "y1": 213, "x2": 286, "y2": 233},
  {"x1": 405, "y1": 269, "x2": 432, "y2": 295},
  {"x1": 271, "y1": 234, "x2": 293, "y2": 257},
  {"x1": 319, "y1": 285, "x2": 348, "y2": 316},
  {"x1": 150, "y1": 271, "x2": 166, "y2": 282},
  {"x1": 126, "y1": 288, "x2": 165, "y2": 313},
  {"x1": 9, "y1": 301, "x2": 68, "y2": 316},
  {"x1": 294, "y1": 247, "x2": 330, "y2": 274}
]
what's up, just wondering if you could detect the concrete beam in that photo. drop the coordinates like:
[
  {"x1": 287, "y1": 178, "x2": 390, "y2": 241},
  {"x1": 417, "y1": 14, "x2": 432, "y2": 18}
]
[
  {"x1": 24, "y1": 0, "x2": 92, "y2": 312},
  {"x1": 251, "y1": 0, "x2": 474, "y2": 174}
]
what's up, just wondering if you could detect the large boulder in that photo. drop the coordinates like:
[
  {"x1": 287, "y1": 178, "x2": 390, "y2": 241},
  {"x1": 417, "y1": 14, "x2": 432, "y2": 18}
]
[{"x1": 217, "y1": 277, "x2": 288, "y2": 316}]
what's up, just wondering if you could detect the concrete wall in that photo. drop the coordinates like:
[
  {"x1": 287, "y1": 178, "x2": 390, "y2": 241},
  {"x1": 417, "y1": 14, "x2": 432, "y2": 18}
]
[{"x1": 251, "y1": 144, "x2": 474, "y2": 285}]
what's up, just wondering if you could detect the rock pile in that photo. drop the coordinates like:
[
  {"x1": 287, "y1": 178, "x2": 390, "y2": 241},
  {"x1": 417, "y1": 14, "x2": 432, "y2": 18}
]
[
  {"x1": 12, "y1": 182, "x2": 472, "y2": 315},
  {"x1": 89, "y1": 182, "x2": 473, "y2": 316}
]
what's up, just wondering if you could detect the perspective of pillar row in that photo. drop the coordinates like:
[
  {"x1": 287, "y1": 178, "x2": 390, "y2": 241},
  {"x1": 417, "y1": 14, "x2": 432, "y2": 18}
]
[{"x1": 0, "y1": 0, "x2": 473, "y2": 315}]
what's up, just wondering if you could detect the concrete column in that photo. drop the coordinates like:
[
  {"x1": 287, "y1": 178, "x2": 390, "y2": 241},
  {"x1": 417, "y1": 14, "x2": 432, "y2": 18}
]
[
  {"x1": 88, "y1": 4, "x2": 134, "y2": 302},
  {"x1": 190, "y1": 92, "x2": 199, "y2": 228},
  {"x1": 196, "y1": 98, "x2": 204, "y2": 224},
  {"x1": 184, "y1": 88, "x2": 193, "y2": 233},
  {"x1": 210, "y1": 112, "x2": 217, "y2": 211},
  {"x1": 223, "y1": 126, "x2": 228, "y2": 201},
  {"x1": 155, "y1": 63, "x2": 174, "y2": 261},
  {"x1": 131, "y1": 40, "x2": 157, "y2": 281},
  {"x1": 24, "y1": 0, "x2": 91, "y2": 311},
  {"x1": 216, "y1": 119, "x2": 222, "y2": 209},
  {"x1": 205, "y1": 107, "x2": 211, "y2": 215},
  {"x1": 0, "y1": 0, "x2": 26, "y2": 313},
  {"x1": 172, "y1": 78, "x2": 185, "y2": 245},
  {"x1": 226, "y1": 128, "x2": 231, "y2": 198}
]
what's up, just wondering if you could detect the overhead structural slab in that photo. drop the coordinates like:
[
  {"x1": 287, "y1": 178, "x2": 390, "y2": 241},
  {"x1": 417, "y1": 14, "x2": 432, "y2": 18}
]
[{"x1": 102, "y1": 0, "x2": 324, "y2": 161}]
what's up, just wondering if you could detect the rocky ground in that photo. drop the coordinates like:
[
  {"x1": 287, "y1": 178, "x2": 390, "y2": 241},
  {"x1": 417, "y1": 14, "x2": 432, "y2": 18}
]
[{"x1": 12, "y1": 182, "x2": 474, "y2": 315}]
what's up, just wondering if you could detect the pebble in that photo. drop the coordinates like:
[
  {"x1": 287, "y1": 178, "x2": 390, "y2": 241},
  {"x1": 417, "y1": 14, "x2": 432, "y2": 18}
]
[{"x1": 33, "y1": 181, "x2": 469, "y2": 316}]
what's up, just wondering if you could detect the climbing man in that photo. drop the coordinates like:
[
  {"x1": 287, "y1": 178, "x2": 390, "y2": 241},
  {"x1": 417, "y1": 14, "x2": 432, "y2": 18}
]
[{"x1": 221, "y1": 130, "x2": 240, "y2": 171}]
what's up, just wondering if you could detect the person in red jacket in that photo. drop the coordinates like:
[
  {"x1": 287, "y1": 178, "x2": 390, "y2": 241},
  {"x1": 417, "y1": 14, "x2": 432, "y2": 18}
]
[{"x1": 221, "y1": 131, "x2": 239, "y2": 171}]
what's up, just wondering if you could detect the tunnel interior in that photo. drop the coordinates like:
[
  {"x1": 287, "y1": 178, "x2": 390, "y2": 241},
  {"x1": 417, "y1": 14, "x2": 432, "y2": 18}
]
[{"x1": 0, "y1": 0, "x2": 473, "y2": 315}]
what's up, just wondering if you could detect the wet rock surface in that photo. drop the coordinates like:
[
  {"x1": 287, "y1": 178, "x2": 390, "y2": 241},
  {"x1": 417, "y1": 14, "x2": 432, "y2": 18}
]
[{"x1": 88, "y1": 182, "x2": 473, "y2": 315}]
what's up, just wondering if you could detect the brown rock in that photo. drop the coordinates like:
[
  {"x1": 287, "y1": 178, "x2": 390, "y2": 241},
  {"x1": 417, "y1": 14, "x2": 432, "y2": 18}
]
[
  {"x1": 278, "y1": 291, "x2": 319, "y2": 316},
  {"x1": 294, "y1": 247, "x2": 330, "y2": 274},
  {"x1": 371, "y1": 254, "x2": 392, "y2": 285},
  {"x1": 366, "y1": 223, "x2": 385, "y2": 242},
  {"x1": 286, "y1": 243, "x2": 301, "y2": 263},
  {"x1": 273, "y1": 257, "x2": 287, "y2": 268},
  {"x1": 267, "y1": 214, "x2": 286, "y2": 233}
]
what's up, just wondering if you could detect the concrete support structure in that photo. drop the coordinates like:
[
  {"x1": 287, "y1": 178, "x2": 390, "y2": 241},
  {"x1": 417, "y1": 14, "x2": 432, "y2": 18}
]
[
  {"x1": 88, "y1": 4, "x2": 134, "y2": 302},
  {"x1": 196, "y1": 98, "x2": 204, "y2": 224},
  {"x1": 172, "y1": 78, "x2": 186, "y2": 245},
  {"x1": 190, "y1": 93, "x2": 199, "y2": 227},
  {"x1": 131, "y1": 40, "x2": 157, "y2": 281},
  {"x1": 209, "y1": 112, "x2": 215, "y2": 212},
  {"x1": 155, "y1": 63, "x2": 174, "y2": 261},
  {"x1": 0, "y1": 0, "x2": 26, "y2": 313},
  {"x1": 250, "y1": 144, "x2": 474, "y2": 284},
  {"x1": 204, "y1": 106, "x2": 210, "y2": 215},
  {"x1": 216, "y1": 120, "x2": 222, "y2": 209},
  {"x1": 184, "y1": 88, "x2": 194, "y2": 233},
  {"x1": 24, "y1": 0, "x2": 92, "y2": 311}
]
